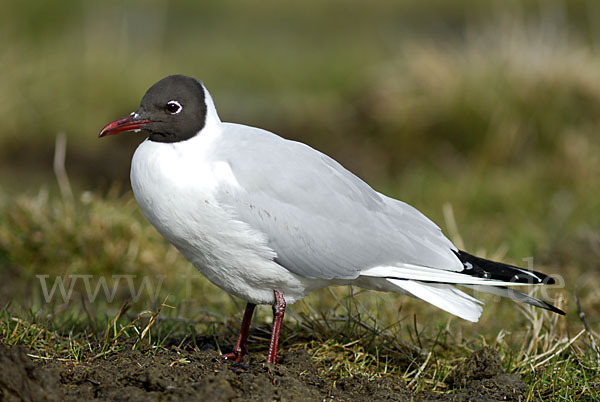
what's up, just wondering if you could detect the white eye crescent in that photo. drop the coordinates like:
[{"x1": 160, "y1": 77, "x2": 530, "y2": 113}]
[{"x1": 165, "y1": 100, "x2": 182, "y2": 114}]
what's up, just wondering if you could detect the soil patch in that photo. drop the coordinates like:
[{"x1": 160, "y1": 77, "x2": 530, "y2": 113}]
[
  {"x1": 447, "y1": 347, "x2": 527, "y2": 400},
  {"x1": 0, "y1": 343, "x2": 527, "y2": 401}
]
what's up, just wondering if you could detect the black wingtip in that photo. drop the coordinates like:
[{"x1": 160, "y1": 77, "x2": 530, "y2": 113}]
[
  {"x1": 548, "y1": 305, "x2": 566, "y2": 316},
  {"x1": 455, "y1": 250, "x2": 557, "y2": 285},
  {"x1": 530, "y1": 292, "x2": 565, "y2": 315},
  {"x1": 464, "y1": 285, "x2": 565, "y2": 316}
]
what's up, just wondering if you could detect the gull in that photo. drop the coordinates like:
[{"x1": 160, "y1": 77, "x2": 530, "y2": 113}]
[{"x1": 99, "y1": 75, "x2": 563, "y2": 364}]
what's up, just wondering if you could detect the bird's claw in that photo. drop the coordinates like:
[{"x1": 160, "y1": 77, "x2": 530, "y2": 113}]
[{"x1": 220, "y1": 351, "x2": 243, "y2": 363}]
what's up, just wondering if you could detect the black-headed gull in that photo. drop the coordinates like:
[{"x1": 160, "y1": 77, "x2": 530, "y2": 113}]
[{"x1": 99, "y1": 75, "x2": 563, "y2": 364}]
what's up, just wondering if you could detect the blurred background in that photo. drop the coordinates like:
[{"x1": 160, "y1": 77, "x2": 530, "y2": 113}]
[{"x1": 1, "y1": 0, "x2": 599, "y2": 333}]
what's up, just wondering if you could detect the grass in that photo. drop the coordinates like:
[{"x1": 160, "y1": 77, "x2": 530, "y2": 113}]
[
  {"x1": 0, "y1": 187, "x2": 598, "y2": 398},
  {"x1": 1, "y1": 0, "x2": 600, "y2": 399}
]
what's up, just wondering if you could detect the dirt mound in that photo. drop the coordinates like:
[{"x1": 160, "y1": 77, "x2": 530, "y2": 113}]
[
  {"x1": 0, "y1": 343, "x2": 526, "y2": 401},
  {"x1": 0, "y1": 344, "x2": 62, "y2": 401},
  {"x1": 447, "y1": 347, "x2": 526, "y2": 401}
]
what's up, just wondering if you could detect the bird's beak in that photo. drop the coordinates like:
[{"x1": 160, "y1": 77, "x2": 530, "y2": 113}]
[{"x1": 99, "y1": 113, "x2": 151, "y2": 138}]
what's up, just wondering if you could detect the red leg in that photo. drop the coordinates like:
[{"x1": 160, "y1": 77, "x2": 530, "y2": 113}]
[
  {"x1": 222, "y1": 302, "x2": 256, "y2": 363},
  {"x1": 266, "y1": 290, "x2": 286, "y2": 364}
]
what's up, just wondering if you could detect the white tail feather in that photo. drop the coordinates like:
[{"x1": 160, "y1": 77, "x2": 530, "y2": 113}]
[{"x1": 387, "y1": 279, "x2": 483, "y2": 322}]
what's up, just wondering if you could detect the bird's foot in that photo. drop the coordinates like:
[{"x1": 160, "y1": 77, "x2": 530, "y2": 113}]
[
  {"x1": 220, "y1": 352, "x2": 241, "y2": 363},
  {"x1": 262, "y1": 362, "x2": 276, "y2": 374},
  {"x1": 220, "y1": 346, "x2": 245, "y2": 363}
]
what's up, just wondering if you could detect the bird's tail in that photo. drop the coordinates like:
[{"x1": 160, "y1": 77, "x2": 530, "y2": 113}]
[
  {"x1": 386, "y1": 279, "x2": 483, "y2": 322},
  {"x1": 363, "y1": 250, "x2": 565, "y2": 322},
  {"x1": 385, "y1": 279, "x2": 564, "y2": 323}
]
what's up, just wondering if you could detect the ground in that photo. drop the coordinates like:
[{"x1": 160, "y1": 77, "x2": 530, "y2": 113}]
[
  {"x1": 0, "y1": 192, "x2": 597, "y2": 400},
  {"x1": 1, "y1": 342, "x2": 528, "y2": 401}
]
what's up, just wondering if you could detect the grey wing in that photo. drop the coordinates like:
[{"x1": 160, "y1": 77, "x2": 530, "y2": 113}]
[{"x1": 212, "y1": 123, "x2": 463, "y2": 280}]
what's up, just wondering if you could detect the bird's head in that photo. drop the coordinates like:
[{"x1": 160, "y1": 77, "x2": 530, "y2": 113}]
[{"x1": 99, "y1": 75, "x2": 208, "y2": 143}]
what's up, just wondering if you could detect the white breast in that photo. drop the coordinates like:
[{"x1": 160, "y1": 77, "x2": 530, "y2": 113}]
[{"x1": 130, "y1": 128, "x2": 321, "y2": 304}]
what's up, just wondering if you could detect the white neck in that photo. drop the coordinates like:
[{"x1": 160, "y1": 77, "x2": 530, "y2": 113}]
[{"x1": 202, "y1": 84, "x2": 222, "y2": 133}]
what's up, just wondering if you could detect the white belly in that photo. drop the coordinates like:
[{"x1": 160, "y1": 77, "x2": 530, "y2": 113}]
[{"x1": 130, "y1": 134, "x2": 321, "y2": 304}]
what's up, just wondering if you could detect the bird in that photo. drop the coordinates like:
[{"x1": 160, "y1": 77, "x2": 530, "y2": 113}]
[{"x1": 99, "y1": 74, "x2": 564, "y2": 365}]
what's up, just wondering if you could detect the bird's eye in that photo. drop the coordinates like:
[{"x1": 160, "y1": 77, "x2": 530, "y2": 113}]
[{"x1": 165, "y1": 100, "x2": 182, "y2": 114}]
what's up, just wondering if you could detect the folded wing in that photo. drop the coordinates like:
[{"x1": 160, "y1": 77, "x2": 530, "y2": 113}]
[{"x1": 212, "y1": 123, "x2": 463, "y2": 280}]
